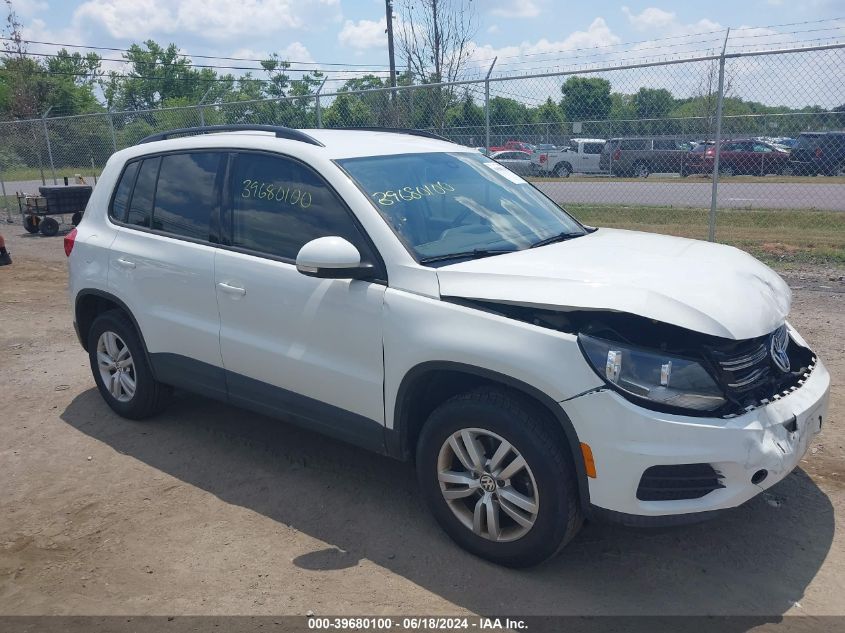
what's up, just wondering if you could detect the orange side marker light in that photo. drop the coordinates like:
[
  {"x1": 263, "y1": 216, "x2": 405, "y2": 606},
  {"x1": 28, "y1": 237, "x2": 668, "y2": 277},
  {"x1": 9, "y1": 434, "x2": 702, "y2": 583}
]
[{"x1": 580, "y1": 442, "x2": 597, "y2": 478}]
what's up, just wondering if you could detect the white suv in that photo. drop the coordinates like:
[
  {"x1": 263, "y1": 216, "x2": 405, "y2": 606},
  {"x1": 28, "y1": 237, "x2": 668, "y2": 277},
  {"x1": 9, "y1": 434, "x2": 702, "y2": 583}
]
[{"x1": 66, "y1": 125, "x2": 830, "y2": 567}]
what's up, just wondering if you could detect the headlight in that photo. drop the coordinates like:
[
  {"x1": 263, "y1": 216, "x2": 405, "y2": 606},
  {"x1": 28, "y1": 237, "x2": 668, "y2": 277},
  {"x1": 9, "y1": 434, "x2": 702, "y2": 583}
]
[{"x1": 579, "y1": 334, "x2": 727, "y2": 412}]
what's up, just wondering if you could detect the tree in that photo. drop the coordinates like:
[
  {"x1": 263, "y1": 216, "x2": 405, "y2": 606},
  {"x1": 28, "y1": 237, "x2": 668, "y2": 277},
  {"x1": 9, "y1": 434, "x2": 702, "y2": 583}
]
[
  {"x1": 560, "y1": 76, "x2": 611, "y2": 122},
  {"x1": 102, "y1": 41, "x2": 213, "y2": 111},
  {"x1": 396, "y1": 0, "x2": 477, "y2": 128},
  {"x1": 631, "y1": 88, "x2": 674, "y2": 120}
]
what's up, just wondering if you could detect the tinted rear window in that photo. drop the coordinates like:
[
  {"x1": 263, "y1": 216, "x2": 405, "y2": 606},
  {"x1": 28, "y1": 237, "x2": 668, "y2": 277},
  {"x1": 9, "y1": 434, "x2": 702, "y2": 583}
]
[
  {"x1": 152, "y1": 152, "x2": 222, "y2": 240},
  {"x1": 110, "y1": 161, "x2": 140, "y2": 222},
  {"x1": 126, "y1": 157, "x2": 160, "y2": 228},
  {"x1": 620, "y1": 139, "x2": 650, "y2": 150},
  {"x1": 796, "y1": 134, "x2": 824, "y2": 149}
]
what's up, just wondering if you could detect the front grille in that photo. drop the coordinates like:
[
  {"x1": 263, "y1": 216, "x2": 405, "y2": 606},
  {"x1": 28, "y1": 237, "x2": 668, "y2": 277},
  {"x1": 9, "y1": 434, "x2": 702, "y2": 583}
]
[
  {"x1": 637, "y1": 464, "x2": 725, "y2": 501},
  {"x1": 708, "y1": 325, "x2": 816, "y2": 413}
]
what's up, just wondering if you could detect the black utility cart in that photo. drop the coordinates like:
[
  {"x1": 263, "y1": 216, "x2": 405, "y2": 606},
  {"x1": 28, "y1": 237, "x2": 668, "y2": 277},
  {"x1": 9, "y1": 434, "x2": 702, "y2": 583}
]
[{"x1": 18, "y1": 185, "x2": 93, "y2": 236}]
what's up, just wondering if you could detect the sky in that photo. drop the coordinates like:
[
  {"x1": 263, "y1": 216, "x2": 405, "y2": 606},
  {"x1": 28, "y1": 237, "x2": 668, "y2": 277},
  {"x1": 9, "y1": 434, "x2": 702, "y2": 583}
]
[{"x1": 7, "y1": 0, "x2": 845, "y2": 105}]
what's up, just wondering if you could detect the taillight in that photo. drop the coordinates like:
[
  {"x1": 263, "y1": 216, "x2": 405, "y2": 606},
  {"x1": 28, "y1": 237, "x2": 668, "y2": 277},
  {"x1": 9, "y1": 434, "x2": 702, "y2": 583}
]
[
  {"x1": 612, "y1": 148, "x2": 621, "y2": 161},
  {"x1": 64, "y1": 228, "x2": 77, "y2": 257},
  {"x1": 539, "y1": 154, "x2": 547, "y2": 164},
  {"x1": 815, "y1": 147, "x2": 823, "y2": 158},
  {"x1": 705, "y1": 148, "x2": 715, "y2": 156}
]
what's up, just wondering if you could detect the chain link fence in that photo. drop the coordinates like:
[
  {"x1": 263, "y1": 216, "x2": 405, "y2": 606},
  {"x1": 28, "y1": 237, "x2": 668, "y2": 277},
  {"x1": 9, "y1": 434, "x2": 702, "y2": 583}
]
[{"x1": 1, "y1": 42, "x2": 843, "y2": 266}]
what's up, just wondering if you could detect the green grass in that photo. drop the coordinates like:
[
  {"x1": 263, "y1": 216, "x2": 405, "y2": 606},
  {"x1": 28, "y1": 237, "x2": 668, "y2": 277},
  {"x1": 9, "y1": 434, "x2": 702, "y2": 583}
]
[
  {"x1": 565, "y1": 204, "x2": 845, "y2": 267},
  {"x1": 529, "y1": 175, "x2": 845, "y2": 184},
  {"x1": 1, "y1": 166, "x2": 100, "y2": 182}
]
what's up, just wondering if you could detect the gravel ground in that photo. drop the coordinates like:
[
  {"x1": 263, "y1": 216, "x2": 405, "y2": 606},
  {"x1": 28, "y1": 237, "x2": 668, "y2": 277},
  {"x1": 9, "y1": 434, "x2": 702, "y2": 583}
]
[{"x1": 0, "y1": 228, "x2": 843, "y2": 620}]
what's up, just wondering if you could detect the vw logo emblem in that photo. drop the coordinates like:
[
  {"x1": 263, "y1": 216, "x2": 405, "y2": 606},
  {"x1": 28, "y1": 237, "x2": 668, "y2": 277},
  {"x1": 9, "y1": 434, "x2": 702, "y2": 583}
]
[
  {"x1": 770, "y1": 326, "x2": 791, "y2": 373},
  {"x1": 479, "y1": 474, "x2": 497, "y2": 493}
]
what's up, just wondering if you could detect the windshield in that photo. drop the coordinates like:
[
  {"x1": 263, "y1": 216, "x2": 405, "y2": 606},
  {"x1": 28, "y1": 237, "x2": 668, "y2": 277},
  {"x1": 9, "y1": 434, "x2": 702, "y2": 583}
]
[{"x1": 336, "y1": 152, "x2": 586, "y2": 262}]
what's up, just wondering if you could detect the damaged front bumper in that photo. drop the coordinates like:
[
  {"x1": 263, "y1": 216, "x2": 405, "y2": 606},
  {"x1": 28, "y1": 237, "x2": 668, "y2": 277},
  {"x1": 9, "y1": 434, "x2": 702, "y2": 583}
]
[{"x1": 562, "y1": 357, "x2": 830, "y2": 522}]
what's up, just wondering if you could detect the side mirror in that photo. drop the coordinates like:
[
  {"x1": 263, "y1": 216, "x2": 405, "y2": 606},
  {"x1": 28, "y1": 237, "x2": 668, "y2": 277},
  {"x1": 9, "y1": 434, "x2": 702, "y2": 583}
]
[{"x1": 296, "y1": 236, "x2": 374, "y2": 280}]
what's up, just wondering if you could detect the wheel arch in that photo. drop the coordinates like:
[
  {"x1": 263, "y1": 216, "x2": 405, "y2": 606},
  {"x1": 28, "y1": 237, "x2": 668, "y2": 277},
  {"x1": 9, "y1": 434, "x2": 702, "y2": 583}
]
[
  {"x1": 388, "y1": 361, "x2": 590, "y2": 509},
  {"x1": 74, "y1": 290, "x2": 155, "y2": 378}
]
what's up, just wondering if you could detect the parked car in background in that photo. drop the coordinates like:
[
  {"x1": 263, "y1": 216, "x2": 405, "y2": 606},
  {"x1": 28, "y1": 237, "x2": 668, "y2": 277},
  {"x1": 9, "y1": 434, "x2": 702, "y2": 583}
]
[
  {"x1": 788, "y1": 132, "x2": 845, "y2": 176},
  {"x1": 533, "y1": 138, "x2": 606, "y2": 177},
  {"x1": 490, "y1": 150, "x2": 535, "y2": 176},
  {"x1": 683, "y1": 139, "x2": 790, "y2": 176},
  {"x1": 490, "y1": 140, "x2": 534, "y2": 153},
  {"x1": 599, "y1": 137, "x2": 694, "y2": 177},
  {"x1": 533, "y1": 143, "x2": 557, "y2": 153}
]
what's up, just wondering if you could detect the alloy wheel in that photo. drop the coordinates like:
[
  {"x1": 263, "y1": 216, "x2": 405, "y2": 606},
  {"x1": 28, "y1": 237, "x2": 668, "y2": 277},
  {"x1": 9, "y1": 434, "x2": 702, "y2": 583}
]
[
  {"x1": 96, "y1": 331, "x2": 136, "y2": 402},
  {"x1": 437, "y1": 428, "x2": 539, "y2": 542}
]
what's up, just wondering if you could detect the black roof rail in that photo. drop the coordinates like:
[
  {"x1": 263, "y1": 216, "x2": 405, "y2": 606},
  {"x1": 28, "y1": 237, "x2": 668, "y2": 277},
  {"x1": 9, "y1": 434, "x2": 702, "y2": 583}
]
[
  {"x1": 328, "y1": 127, "x2": 450, "y2": 142},
  {"x1": 137, "y1": 124, "x2": 325, "y2": 147}
]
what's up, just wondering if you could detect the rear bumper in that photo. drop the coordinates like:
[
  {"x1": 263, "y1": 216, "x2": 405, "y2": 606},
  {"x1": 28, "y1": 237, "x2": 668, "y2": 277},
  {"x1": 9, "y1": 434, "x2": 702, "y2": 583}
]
[{"x1": 562, "y1": 356, "x2": 830, "y2": 520}]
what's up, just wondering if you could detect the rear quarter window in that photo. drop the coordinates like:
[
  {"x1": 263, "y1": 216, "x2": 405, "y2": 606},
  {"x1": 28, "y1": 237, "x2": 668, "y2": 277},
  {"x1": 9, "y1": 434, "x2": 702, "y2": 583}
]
[
  {"x1": 109, "y1": 161, "x2": 140, "y2": 222},
  {"x1": 126, "y1": 157, "x2": 160, "y2": 228}
]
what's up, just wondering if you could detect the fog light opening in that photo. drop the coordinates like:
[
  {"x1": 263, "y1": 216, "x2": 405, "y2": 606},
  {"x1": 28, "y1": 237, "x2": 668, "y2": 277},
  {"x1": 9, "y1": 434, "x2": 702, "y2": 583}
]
[{"x1": 751, "y1": 469, "x2": 768, "y2": 486}]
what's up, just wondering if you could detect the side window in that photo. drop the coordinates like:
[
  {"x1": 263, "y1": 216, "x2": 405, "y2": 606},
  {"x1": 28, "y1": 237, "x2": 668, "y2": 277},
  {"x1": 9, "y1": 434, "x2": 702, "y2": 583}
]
[
  {"x1": 653, "y1": 139, "x2": 674, "y2": 150},
  {"x1": 126, "y1": 157, "x2": 160, "y2": 228},
  {"x1": 584, "y1": 143, "x2": 604, "y2": 154},
  {"x1": 152, "y1": 152, "x2": 222, "y2": 240},
  {"x1": 109, "y1": 161, "x2": 140, "y2": 222},
  {"x1": 231, "y1": 153, "x2": 366, "y2": 261}
]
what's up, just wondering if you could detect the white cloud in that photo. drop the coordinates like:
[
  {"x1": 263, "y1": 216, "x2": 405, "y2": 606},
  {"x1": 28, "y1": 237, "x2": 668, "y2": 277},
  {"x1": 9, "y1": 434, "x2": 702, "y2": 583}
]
[
  {"x1": 11, "y1": 0, "x2": 49, "y2": 18},
  {"x1": 72, "y1": 0, "x2": 340, "y2": 41},
  {"x1": 488, "y1": 24, "x2": 500, "y2": 35},
  {"x1": 469, "y1": 17, "x2": 620, "y2": 70},
  {"x1": 490, "y1": 0, "x2": 540, "y2": 19},
  {"x1": 622, "y1": 6, "x2": 676, "y2": 31},
  {"x1": 337, "y1": 17, "x2": 387, "y2": 50}
]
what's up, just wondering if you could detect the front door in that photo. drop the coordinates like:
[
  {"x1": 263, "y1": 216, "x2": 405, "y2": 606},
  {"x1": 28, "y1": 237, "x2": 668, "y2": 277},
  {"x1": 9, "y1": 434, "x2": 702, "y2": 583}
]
[{"x1": 214, "y1": 151, "x2": 387, "y2": 451}]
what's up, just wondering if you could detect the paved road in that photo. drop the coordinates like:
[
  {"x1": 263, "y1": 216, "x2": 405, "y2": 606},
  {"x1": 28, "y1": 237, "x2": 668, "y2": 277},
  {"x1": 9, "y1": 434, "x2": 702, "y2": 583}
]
[
  {"x1": 535, "y1": 180, "x2": 845, "y2": 210},
  {"x1": 5, "y1": 177, "x2": 845, "y2": 211}
]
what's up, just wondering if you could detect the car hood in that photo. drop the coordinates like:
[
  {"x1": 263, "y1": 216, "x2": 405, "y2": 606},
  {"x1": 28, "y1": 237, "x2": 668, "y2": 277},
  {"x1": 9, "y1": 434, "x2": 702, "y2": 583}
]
[{"x1": 435, "y1": 228, "x2": 791, "y2": 340}]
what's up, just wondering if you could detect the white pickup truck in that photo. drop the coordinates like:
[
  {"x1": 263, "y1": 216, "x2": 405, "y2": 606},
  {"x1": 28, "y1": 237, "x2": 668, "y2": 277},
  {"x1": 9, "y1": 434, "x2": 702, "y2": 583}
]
[{"x1": 532, "y1": 138, "x2": 606, "y2": 177}]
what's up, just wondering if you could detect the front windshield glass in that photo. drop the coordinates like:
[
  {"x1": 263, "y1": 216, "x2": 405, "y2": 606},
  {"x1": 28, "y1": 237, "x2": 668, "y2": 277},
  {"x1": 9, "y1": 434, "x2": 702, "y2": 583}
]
[{"x1": 336, "y1": 151, "x2": 586, "y2": 262}]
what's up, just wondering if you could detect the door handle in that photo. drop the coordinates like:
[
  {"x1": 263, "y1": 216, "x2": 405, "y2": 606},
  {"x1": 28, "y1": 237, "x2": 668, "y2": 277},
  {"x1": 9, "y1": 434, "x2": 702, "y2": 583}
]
[
  {"x1": 115, "y1": 258, "x2": 136, "y2": 269},
  {"x1": 217, "y1": 282, "x2": 246, "y2": 296}
]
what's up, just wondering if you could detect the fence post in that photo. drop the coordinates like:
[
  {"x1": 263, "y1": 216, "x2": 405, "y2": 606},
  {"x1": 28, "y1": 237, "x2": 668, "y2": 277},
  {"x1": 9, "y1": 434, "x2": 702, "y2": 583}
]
[
  {"x1": 198, "y1": 86, "x2": 214, "y2": 127},
  {"x1": 108, "y1": 111, "x2": 118, "y2": 151},
  {"x1": 484, "y1": 57, "x2": 497, "y2": 151},
  {"x1": 0, "y1": 172, "x2": 9, "y2": 222},
  {"x1": 41, "y1": 107, "x2": 57, "y2": 185},
  {"x1": 315, "y1": 76, "x2": 329, "y2": 128},
  {"x1": 708, "y1": 28, "x2": 730, "y2": 242}
]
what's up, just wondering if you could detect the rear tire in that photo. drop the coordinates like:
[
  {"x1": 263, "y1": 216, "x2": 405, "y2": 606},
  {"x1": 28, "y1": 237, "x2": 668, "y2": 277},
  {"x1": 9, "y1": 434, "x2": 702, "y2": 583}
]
[
  {"x1": 416, "y1": 387, "x2": 583, "y2": 567},
  {"x1": 39, "y1": 217, "x2": 59, "y2": 237},
  {"x1": 633, "y1": 161, "x2": 650, "y2": 178},
  {"x1": 87, "y1": 310, "x2": 171, "y2": 420},
  {"x1": 553, "y1": 162, "x2": 572, "y2": 178}
]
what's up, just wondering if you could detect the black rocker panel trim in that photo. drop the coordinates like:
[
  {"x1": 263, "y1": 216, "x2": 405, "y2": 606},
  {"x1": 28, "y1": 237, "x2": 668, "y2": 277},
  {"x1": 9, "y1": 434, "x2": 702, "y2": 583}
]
[{"x1": 149, "y1": 352, "x2": 386, "y2": 454}]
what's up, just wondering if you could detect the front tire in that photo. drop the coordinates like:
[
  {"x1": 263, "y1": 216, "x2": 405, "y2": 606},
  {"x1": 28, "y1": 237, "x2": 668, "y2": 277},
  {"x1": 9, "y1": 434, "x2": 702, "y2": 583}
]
[
  {"x1": 87, "y1": 310, "x2": 171, "y2": 419},
  {"x1": 416, "y1": 387, "x2": 583, "y2": 567}
]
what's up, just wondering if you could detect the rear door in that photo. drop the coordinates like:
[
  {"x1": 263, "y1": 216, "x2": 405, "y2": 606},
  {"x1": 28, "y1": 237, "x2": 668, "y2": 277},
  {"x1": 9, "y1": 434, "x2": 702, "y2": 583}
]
[
  {"x1": 107, "y1": 151, "x2": 227, "y2": 398},
  {"x1": 580, "y1": 142, "x2": 604, "y2": 173},
  {"x1": 214, "y1": 151, "x2": 387, "y2": 450}
]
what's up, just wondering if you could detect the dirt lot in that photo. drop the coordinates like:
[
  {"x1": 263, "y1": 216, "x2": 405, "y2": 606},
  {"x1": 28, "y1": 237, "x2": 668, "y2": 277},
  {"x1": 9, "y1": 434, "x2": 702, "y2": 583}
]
[{"x1": 1, "y1": 228, "x2": 843, "y2": 620}]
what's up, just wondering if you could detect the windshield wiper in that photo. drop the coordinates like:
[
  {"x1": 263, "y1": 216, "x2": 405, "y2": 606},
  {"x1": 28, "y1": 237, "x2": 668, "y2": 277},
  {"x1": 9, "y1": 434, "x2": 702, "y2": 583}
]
[
  {"x1": 418, "y1": 248, "x2": 517, "y2": 264},
  {"x1": 529, "y1": 231, "x2": 585, "y2": 248}
]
